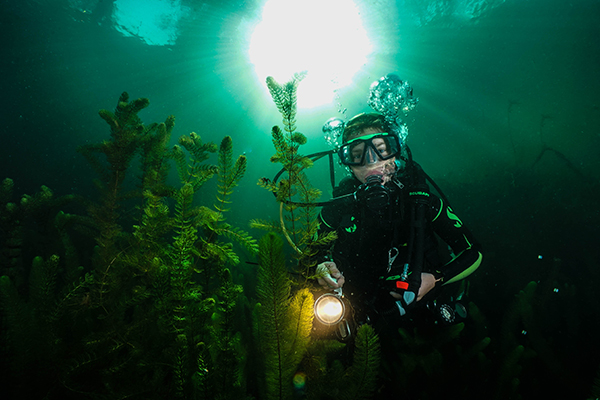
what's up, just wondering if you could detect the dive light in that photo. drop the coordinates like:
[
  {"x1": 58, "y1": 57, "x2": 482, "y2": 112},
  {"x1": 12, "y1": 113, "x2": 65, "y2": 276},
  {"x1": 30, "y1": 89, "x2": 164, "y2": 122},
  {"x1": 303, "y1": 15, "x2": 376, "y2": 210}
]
[
  {"x1": 314, "y1": 270, "x2": 352, "y2": 340},
  {"x1": 314, "y1": 289, "x2": 345, "y2": 325}
]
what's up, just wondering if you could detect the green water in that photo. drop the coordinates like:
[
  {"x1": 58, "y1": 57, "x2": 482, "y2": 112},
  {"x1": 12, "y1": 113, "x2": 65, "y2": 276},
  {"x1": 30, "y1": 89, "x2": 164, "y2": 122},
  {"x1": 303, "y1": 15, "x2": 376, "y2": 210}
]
[{"x1": 1, "y1": 0, "x2": 599, "y2": 398}]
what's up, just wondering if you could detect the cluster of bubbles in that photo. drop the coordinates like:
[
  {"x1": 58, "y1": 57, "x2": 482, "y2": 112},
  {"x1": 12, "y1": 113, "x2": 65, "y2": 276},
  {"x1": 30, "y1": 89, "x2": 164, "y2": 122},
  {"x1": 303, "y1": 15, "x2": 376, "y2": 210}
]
[
  {"x1": 367, "y1": 74, "x2": 418, "y2": 143},
  {"x1": 322, "y1": 117, "x2": 346, "y2": 148},
  {"x1": 322, "y1": 74, "x2": 418, "y2": 148}
]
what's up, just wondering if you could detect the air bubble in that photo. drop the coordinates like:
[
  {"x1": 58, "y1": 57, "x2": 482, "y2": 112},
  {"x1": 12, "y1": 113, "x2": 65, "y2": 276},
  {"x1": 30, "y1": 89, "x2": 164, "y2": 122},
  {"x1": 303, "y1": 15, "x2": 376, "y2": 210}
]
[
  {"x1": 367, "y1": 74, "x2": 418, "y2": 143},
  {"x1": 322, "y1": 117, "x2": 345, "y2": 148}
]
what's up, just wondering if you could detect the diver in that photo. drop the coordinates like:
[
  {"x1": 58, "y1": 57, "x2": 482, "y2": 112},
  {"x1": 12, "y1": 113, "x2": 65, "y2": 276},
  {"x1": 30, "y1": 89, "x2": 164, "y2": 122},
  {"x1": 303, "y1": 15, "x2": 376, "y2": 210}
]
[{"x1": 313, "y1": 112, "x2": 483, "y2": 335}]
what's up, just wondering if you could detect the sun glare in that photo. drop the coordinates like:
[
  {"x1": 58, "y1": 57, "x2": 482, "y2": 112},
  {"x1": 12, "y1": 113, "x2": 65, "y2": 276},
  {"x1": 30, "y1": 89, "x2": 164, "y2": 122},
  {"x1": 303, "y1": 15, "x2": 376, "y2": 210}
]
[{"x1": 249, "y1": 0, "x2": 373, "y2": 108}]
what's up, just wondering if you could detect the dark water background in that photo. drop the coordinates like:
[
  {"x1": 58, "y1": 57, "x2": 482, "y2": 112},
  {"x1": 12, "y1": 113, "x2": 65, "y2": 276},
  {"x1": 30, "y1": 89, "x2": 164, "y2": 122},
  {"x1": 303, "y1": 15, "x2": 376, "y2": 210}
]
[{"x1": 1, "y1": 0, "x2": 599, "y2": 398}]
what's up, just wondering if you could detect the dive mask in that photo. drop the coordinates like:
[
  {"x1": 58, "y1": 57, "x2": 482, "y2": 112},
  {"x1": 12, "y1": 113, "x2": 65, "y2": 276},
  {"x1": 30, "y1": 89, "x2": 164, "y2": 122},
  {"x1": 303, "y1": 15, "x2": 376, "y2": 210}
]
[{"x1": 338, "y1": 132, "x2": 401, "y2": 166}]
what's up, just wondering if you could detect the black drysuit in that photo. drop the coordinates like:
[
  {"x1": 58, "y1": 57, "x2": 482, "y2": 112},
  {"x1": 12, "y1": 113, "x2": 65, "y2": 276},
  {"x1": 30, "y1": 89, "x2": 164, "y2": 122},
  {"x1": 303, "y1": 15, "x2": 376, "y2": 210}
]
[{"x1": 317, "y1": 166, "x2": 482, "y2": 325}]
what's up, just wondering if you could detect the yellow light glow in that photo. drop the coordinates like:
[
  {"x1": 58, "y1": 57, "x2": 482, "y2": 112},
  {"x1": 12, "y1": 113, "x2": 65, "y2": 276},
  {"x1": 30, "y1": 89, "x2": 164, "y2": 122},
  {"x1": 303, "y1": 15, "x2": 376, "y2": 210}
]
[
  {"x1": 322, "y1": 301, "x2": 343, "y2": 317},
  {"x1": 314, "y1": 294, "x2": 344, "y2": 324},
  {"x1": 249, "y1": 0, "x2": 372, "y2": 108}
]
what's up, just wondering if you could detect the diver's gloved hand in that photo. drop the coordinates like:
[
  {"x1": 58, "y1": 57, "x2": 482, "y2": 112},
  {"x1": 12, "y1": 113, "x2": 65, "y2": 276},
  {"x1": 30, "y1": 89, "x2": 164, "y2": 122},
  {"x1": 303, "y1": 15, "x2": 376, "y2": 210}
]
[
  {"x1": 389, "y1": 272, "x2": 440, "y2": 315},
  {"x1": 390, "y1": 273, "x2": 440, "y2": 300},
  {"x1": 416, "y1": 272, "x2": 441, "y2": 301},
  {"x1": 316, "y1": 261, "x2": 345, "y2": 289}
]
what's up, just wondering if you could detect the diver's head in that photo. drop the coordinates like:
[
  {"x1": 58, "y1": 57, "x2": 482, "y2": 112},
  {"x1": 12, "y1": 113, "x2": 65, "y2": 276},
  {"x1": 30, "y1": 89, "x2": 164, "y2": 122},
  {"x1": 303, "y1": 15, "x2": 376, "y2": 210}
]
[
  {"x1": 342, "y1": 113, "x2": 390, "y2": 142},
  {"x1": 338, "y1": 113, "x2": 401, "y2": 184}
]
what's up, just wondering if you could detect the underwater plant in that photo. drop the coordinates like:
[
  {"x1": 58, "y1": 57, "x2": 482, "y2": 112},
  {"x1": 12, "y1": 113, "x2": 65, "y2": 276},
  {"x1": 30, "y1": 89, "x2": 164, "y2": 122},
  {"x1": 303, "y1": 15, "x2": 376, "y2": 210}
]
[
  {"x1": 250, "y1": 74, "x2": 380, "y2": 400},
  {"x1": 253, "y1": 232, "x2": 381, "y2": 400},
  {"x1": 254, "y1": 232, "x2": 313, "y2": 400},
  {"x1": 0, "y1": 179, "x2": 85, "y2": 287},
  {"x1": 0, "y1": 93, "x2": 257, "y2": 400},
  {"x1": 253, "y1": 73, "x2": 336, "y2": 276},
  {"x1": 4, "y1": 83, "x2": 596, "y2": 400},
  {"x1": 0, "y1": 179, "x2": 96, "y2": 398}
]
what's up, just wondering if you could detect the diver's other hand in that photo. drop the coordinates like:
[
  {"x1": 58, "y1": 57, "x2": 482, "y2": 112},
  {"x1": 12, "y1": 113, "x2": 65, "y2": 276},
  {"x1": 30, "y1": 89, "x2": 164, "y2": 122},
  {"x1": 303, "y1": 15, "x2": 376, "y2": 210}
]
[
  {"x1": 417, "y1": 273, "x2": 439, "y2": 301},
  {"x1": 316, "y1": 262, "x2": 345, "y2": 289},
  {"x1": 389, "y1": 272, "x2": 439, "y2": 302}
]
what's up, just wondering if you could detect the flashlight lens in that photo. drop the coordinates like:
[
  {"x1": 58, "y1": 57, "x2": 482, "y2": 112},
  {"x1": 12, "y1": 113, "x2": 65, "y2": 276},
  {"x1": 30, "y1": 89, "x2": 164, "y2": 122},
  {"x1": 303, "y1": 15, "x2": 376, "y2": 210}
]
[{"x1": 314, "y1": 294, "x2": 344, "y2": 325}]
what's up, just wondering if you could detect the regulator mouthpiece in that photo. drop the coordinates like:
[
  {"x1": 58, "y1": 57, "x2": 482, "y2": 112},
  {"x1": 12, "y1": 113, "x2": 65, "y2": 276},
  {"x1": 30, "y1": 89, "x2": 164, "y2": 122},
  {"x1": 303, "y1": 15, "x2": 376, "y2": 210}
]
[{"x1": 359, "y1": 174, "x2": 391, "y2": 213}]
